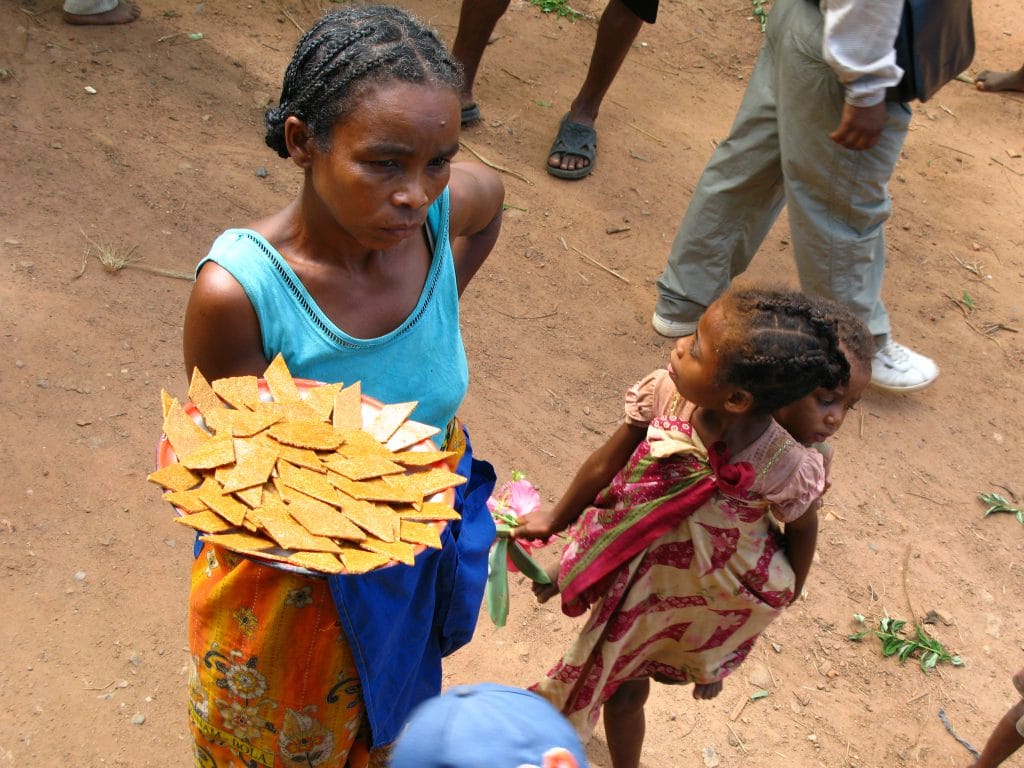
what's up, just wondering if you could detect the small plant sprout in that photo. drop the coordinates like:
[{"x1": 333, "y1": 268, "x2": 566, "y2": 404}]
[
  {"x1": 978, "y1": 491, "x2": 1024, "y2": 525},
  {"x1": 528, "y1": 0, "x2": 585, "y2": 20},
  {"x1": 849, "y1": 615, "x2": 963, "y2": 672}
]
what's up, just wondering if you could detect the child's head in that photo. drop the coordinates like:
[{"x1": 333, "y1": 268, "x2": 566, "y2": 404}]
[
  {"x1": 669, "y1": 288, "x2": 849, "y2": 415},
  {"x1": 774, "y1": 301, "x2": 873, "y2": 445},
  {"x1": 265, "y1": 5, "x2": 462, "y2": 159},
  {"x1": 389, "y1": 683, "x2": 590, "y2": 768}
]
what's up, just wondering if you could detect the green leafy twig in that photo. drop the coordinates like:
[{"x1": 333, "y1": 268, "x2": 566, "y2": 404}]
[
  {"x1": 849, "y1": 615, "x2": 963, "y2": 672},
  {"x1": 978, "y1": 491, "x2": 1024, "y2": 525},
  {"x1": 751, "y1": 0, "x2": 769, "y2": 31},
  {"x1": 528, "y1": 0, "x2": 585, "y2": 20}
]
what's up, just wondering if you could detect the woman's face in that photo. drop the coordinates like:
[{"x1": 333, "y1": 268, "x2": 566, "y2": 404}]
[{"x1": 306, "y1": 81, "x2": 461, "y2": 251}]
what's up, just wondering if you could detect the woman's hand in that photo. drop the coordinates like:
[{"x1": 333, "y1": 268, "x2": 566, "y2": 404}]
[{"x1": 511, "y1": 509, "x2": 560, "y2": 542}]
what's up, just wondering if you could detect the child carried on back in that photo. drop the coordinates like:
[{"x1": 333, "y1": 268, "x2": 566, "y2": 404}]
[{"x1": 513, "y1": 287, "x2": 859, "y2": 768}]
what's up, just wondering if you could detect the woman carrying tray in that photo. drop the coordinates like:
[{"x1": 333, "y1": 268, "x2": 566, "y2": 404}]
[{"x1": 181, "y1": 6, "x2": 504, "y2": 766}]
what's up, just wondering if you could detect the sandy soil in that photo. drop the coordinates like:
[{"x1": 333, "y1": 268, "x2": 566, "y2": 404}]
[{"x1": 1, "y1": 0, "x2": 1023, "y2": 766}]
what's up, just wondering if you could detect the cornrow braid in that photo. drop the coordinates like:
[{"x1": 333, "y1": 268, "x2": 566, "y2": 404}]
[
  {"x1": 265, "y1": 5, "x2": 463, "y2": 159},
  {"x1": 714, "y1": 288, "x2": 851, "y2": 413},
  {"x1": 824, "y1": 299, "x2": 874, "y2": 371}
]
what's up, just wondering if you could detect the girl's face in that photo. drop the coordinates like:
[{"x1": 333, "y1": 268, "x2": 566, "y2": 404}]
[
  {"x1": 667, "y1": 300, "x2": 734, "y2": 409},
  {"x1": 774, "y1": 357, "x2": 870, "y2": 445},
  {"x1": 305, "y1": 81, "x2": 461, "y2": 251}
]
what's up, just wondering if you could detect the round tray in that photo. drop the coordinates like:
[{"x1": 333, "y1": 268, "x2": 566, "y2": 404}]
[{"x1": 155, "y1": 377, "x2": 454, "y2": 576}]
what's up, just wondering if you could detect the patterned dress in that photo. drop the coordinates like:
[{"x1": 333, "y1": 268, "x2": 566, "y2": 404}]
[{"x1": 535, "y1": 368, "x2": 825, "y2": 735}]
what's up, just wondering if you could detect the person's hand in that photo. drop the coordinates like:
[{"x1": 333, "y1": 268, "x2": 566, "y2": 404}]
[
  {"x1": 510, "y1": 510, "x2": 559, "y2": 542},
  {"x1": 829, "y1": 102, "x2": 887, "y2": 151}
]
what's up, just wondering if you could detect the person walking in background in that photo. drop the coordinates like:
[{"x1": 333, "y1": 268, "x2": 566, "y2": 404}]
[
  {"x1": 450, "y1": 0, "x2": 657, "y2": 179},
  {"x1": 652, "y1": 0, "x2": 939, "y2": 393},
  {"x1": 181, "y1": 6, "x2": 504, "y2": 765}
]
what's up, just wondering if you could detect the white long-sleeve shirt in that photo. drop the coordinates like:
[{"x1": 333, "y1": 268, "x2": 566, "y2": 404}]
[{"x1": 821, "y1": 0, "x2": 905, "y2": 106}]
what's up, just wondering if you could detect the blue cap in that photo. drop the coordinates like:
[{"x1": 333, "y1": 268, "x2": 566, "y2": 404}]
[{"x1": 388, "y1": 683, "x2": 589, "y2": 768}]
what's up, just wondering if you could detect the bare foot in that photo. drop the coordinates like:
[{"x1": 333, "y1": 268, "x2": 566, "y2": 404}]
[
  {"x1": 1013, "y1": 667, "x2": 1024, "y2": 696},
  {"x1": 692, "y1": 681, "x2": 723, "y2": 700},
  {"x1": 63, "y1": 0, "x2": 141, "y2": 25},
  {"x1": 531, "y1": 562, "x2": 560, "y2": 604},
  {"x1": 974, "y1": 68, "x2": 1024, "y2": 93}
]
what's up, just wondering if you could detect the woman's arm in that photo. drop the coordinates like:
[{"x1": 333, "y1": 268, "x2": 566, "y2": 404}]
[
  {"x1": 182, "y1": 262, "x2": 269, "y2": 381},
  {"x1": 514, "y1": 423, "x2": 647, "y2": 540},
  {"x1": 783, "y1": 499, "x2": 820, "y2": 603},
  {"x1": 446, "y1": 160, "x2": 504, "y2": 295}
]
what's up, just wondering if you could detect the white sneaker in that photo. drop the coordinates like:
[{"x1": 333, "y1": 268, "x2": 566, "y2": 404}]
[
  {"x1": 651, "y1": 312, "x2": 698, "y2": 338},
  {"x1": 871, "y1": 340, "x2": 939, "y2": 392}
]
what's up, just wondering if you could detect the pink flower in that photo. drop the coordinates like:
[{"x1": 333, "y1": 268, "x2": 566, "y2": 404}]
[{"x1": 488, "y1": 474, "x2": 545, "y2": 571}]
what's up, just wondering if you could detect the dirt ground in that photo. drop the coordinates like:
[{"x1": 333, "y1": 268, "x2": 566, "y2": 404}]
[{"x1": 1, "y1": 0, "x2": 1023, "y2": 765}]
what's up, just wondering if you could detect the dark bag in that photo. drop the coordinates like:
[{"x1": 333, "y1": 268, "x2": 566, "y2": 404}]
[{"x1": 887, "y1": 0, "x2": 975, "y2": 102}]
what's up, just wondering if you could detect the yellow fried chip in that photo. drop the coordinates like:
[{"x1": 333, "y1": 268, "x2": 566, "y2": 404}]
[
  {"x1": 396, "y1": 467, "x2": 467, "y2": 497},
  {"x1": 326, "y1": 455, "x2": 406, "y2": 481},
  {"x1": 199, "y1": 488, "x2": 249, "y2": 526},
  {"x1": 343, "y1": 502, "x2": 399, "y2": 542},
  {"x1": 287, "y1": 495, "x2": 366, "y2": 541},
  {"x1": 188, "y1": 368, "x2": 223, "y2": 417},
  {"x1": 181, "y1": 433, "x2": 236, "y2": 470},
  {"x1": 366, "y1": 401, "x2": 417, "y2": 442},
  {"x1": 336, "y1": 429, "x2": 396, "y2": 459},
  {"x1": 287, "y1": 551, "x2": 348, "y2": 574},
  {"x1": 231, "y1": 410, "x2": 283, "y2": 438},
  {"x1": 173, "y1": 509, "x2": 236, "y2": 534},
  {"x1": 360, "y1": 538, "x2": 416, "y2": 566},
  {"x1": 386, "y1": 421, "x2": 441, "y2": 452},
  {"x1": 278, "y1": 462, "x2": 342, "y2": 506},
  {"x1": 391, "y1": 450, "x2": 458, "y2": 468},
  {"x1": 257, "y1": 507, "x2": 342, "y2": 553},
  {"x1": 263, "y1": 353, "x2": 301, "y2": 403},
  {"x1": 211, "y1": 375, "x2": 261, "y2": 410},
  {"x1": 272, "y1": 443, "x2": 325, "y2": 472},
  {"x1": 162, "y1": 398, "x2": 211, "y2": 459},
  {"x1": 269, "y1": 421, "x2": 343, "y2": 450},
  {"x1": 332, "y1": 382, "x2": 363, "y2": 430},
  {"x1": 163, "y1": 488, "x2": 209, "y2": 514},
  {"x1": 219, "y1": 439, "x2": 279, "y2": 493},
  {"x1": 147, "y1": 462, "x2": 201, "y2": 492},
  {"x1": 397, "y1": 501, "x2": 462, "y2": 521},
  {"x1": 199, "y1": 530, "x2": 278, "y2": 555},
  {"x1": 250, "y1": 399, "x2": 320, "y2": 424},
  {"x1": 234, "y1": 484, "x2": 264, "y2": 508},
  {"x1": 302, "y1": 382, "x2": 344, "y2": 422},
  {"x1": 161, "y1": 389, "x2": 174, "y2": 420},
  {"x1": 332, "y1": 475, "x2": 422, "y2": 505},
  {"x1": 337, "y1": 546, "x2": 392, "y2": 574},
  {"x1": 400, "y1": 520, "x2": 443, "y2": 549}
]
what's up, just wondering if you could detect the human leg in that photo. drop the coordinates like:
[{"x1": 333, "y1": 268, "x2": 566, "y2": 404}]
[
  {"x1": 450, "y1": 0, "x2": 511, "y2": 122},
  {"x1": 603, "y1": 679, "x2": 649, "y2": 768},
  {"x1": 975, "y1": 63, "x2": 1024, "y2": 93},
  {"x1": 547, "y1": 0, "x2": 645, "y2": 176},
  {"x1": 653, "y1": 33, "x2": 785, "y2": 334},
  {"x1": 775, "y1": 0, "x2": 936, "y2": 391},
  {"x1": 63, "y1": 0, "x2": 140, "y2": 25}
]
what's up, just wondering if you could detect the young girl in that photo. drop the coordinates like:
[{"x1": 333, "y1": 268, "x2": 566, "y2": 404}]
[
  {"x1": 514, "y1": 288, "x2": 850, "y2": 768},
  {"x1": 182, "y1": 7, "x2": 503, "y2": 766}
]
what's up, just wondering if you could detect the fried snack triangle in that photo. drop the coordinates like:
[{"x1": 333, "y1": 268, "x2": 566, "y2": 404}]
[
  {"x1": 263, "y1": 353, "x2": 302, "y2": 403},
  {"x1": 386, "y1": 421, "x2": 441, "y2": 452},
  {"x1": 343, "y1": 501, "x2": 399, "y2": 542},
  {"x1": 188, "y1": 368, "x2": 223, "y2": 418},
  {"x1": 396, "y1": 501, "x2": 462, "y2": 521},
  {"x1": 199, "y1": 487, "x2": 249, "y2": 526},
  {"x1": 332, "y1": 382, "x2": 363, "y2": 430},
  {"x1": 337, "y1": 546, "x2": 392, "y2": 574},
  {"x1": 287, "y1": 493, "x2": 367, "y2": 541},
  {"x1": 269, "y1": 421, "x2": 344, "y2": 451},
  {"x1": 287, "y1": 551, "x2": 348, "y2": 574},
  {"x1": 391, "y1": 450, "x2": 458, "y2": 468},
  {"x1": 162, "y1": 398, "x2": 210, "y2": 459},
  {"x1": 326, "y1": 455, "x2": 406, "y2": 481},
  {"x1": 389, "y1": 467, "x2": 466, "y2": 497},
  {"x1": 181, "y1": 433, "x2": 236, "y2": 470},
  {"x1": 211, "y1": 375, "x2": 260, "y2": 410},
  {"x1": 400, "y1": 520, "x2": 443, "y2": 549},
  {"x1": 303, "y1": 381, "x2": 344, "y2": 423},
  {"x1": 173, "y1": 509, "x2": 236, "y2": 534},
  {"x1": 359, "y1": 538, "x2": 416, "y2": 566},
  {"x1": 147, "y1": 462, "x2": 200, "y2": 492},
  {"x1": 366, "y1": 401, "x2": 417, "y2": 442}
]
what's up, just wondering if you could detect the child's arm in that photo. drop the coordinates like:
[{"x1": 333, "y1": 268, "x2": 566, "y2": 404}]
[
  {"x1": 783, "y1": 499, "x2": 820, "y2": 603},
  {"x1": 513, "y1": 423, "x2": 647, "y2": 541}
]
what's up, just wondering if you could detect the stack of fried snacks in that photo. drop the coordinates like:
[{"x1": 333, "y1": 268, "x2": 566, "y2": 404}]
[{"x1": 149, "y1": 354, "x2": 464, "y2": 575}]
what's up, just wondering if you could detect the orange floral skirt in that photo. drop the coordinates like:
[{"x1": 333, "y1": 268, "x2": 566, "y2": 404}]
[{"x1": 187, "y1": 543, "x2": 387, "y2": 768}]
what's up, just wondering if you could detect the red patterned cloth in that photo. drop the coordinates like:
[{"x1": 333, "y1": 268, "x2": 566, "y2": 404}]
[{"x1": 534, "y1": 369, "x2": 824, "y2": 735}]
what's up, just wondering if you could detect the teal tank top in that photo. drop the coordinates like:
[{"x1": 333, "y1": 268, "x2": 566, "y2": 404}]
[{"x1": 196, "y1": 189, "x2": 468, "y2": 433}]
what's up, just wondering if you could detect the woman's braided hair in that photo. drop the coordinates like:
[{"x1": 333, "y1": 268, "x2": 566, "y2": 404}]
[
  {"x1": 264, "y1": 5, "x2": 463, "y2": 158},
  {"x1": 714, "y1": 288, "x2": 851, "y2": 413}
]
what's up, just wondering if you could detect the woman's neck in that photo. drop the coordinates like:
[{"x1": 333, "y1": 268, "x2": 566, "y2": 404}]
[{"x1": 691, "y1": 406, "x2": 773, "y2": 455}]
